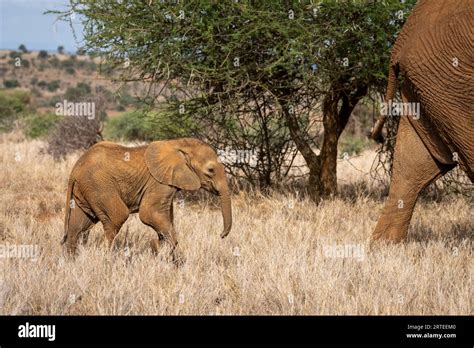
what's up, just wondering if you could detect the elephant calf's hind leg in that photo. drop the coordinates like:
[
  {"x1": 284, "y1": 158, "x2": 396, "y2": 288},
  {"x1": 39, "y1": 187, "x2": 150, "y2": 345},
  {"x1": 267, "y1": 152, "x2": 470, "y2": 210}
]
[
  {"x1": 63, "y1": 206, "x2": 96, "y2": 255},
  {"x1": 96, "y1": 199, "x2": 129, "y2": 250}
]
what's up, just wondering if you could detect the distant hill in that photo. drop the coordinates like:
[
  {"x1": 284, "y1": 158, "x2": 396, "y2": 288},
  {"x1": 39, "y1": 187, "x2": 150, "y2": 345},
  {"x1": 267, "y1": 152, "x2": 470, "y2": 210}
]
[{"x1": 0, "y1": 49, "x2": 144, "y2": 117}]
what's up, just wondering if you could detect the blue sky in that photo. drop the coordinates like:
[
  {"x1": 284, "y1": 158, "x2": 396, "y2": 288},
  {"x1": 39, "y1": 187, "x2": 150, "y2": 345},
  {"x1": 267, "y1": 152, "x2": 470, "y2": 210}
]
[{"x1": 0, "y1": 0, "x2": 84, "y2": 52}]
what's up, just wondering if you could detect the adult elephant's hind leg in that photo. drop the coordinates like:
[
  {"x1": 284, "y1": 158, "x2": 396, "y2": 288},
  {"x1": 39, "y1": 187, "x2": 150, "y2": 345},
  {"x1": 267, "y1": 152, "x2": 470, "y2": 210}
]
[{"x1": 371, "y1": 117, "x2": 450, "y2": 243}]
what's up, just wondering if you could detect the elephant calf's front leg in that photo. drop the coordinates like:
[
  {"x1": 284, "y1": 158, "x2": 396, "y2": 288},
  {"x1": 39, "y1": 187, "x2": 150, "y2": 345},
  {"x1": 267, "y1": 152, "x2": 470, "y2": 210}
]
[{"x1": 139, "y1": 208, "x2": 183, "y2": 264}]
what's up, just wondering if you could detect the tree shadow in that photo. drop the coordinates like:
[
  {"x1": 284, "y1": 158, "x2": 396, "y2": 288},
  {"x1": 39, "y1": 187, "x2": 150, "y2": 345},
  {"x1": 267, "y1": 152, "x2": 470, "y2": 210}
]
[
  {"x1": 408, "y1": 219, "x2": 473, "y2": 245},
  {"x1": 338, "y1": 180, "x2": 389, "y2": 203}
]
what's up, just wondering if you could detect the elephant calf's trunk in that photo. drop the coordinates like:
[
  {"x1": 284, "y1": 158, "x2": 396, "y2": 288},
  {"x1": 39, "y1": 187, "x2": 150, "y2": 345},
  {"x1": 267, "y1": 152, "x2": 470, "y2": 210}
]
[{"x1": 219, "y1": 189, "x2": 232, "y2": 238}]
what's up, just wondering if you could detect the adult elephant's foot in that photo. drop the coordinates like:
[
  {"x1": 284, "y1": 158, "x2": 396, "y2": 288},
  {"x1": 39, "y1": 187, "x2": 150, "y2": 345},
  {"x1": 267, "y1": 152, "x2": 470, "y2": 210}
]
[
  {"x1": 370, "y1": 226, "x2": 407, "y2": 247},
  {"x1": 63, "y1": 242, "x2": 79, "y2": 260}
]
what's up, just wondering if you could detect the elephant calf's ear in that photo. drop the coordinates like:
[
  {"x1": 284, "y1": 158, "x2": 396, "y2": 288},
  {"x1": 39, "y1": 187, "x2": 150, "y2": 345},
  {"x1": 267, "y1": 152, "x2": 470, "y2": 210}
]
[{"x1": 145, "y1": 141, "x2": 201, "y2": 191}]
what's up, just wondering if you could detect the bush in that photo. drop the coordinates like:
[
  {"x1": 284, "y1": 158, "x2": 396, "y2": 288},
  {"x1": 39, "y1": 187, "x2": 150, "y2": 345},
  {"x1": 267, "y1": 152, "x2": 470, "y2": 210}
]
[
  {"x1": 116, "y1": 92, "x2": 137, "y2": 109},
  {"x1": 338, "y1": 135, "x2": 371, "y2": 157},
  {"x1": 61, "y1": 59, "x2": 75, "y2": 69},
  {"x1": 47, "y1": 80, "x2": 61, "y2": 92},
  {"x1": 24, "y1": 113, "x2": 61, "y2": 138},
  {"x1": 38, "y1": 50, "x2": 48, "y2": 59},
  {"x1": 104, "y1": 109, "x2": 197, "y2": 141},
  {"x1": 50, "y1": 56, "x2": 60, "y2": 68},
  {"x1": 18, "y1": 44, "x2": 28, "y2": 53},
  {"x1": 3, "y1": 79, "x2": 20, "y2": 88},
  {"x1": 9, "y1": 51, "x2": 21, "y2": 59},
  {"x1": 46, "y1": 116, "x2": 102, "y2": 160},
  {"x1": 65, "y1": 67, "x2": 76, "y2": 75},
  {"x1": 64, "y1": 82, "x2": 91, "y2": 101},
  {"x1": 0, "y1": 89, "x2": 31, "y2": 132},
  {"x1": 37, "y1": 80, "x2": 48, "y2": 90},
  {"x1": 47, "y1": 95, "x2": 63, "y2": 107}
]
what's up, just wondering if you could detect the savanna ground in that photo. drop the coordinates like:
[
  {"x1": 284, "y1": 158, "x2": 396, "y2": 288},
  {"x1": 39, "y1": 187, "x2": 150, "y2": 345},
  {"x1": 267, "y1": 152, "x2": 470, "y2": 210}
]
[{"x1": 0, "y1": 131, "x2": 472, "y2": 315}]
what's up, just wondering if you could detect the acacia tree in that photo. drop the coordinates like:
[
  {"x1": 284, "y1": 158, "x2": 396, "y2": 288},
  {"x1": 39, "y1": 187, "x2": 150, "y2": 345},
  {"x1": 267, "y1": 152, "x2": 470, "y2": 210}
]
[{"x1": 58, "y1": 0, "x2": 415, "y2": 199}]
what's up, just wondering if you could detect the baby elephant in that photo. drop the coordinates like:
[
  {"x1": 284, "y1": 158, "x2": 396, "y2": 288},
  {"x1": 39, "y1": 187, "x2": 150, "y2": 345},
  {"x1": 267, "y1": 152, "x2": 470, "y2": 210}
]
[{"x1": 62, "y1": 138, "x2": 232, "y2": 261}]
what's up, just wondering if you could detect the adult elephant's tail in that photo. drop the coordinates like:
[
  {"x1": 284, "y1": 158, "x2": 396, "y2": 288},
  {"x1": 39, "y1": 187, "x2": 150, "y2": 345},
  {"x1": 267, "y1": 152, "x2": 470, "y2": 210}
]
[
  {"x1": 371, "y1": 63, "x2": 399, "y2": 143},
  {"x1": 61, "y1": 179, "x2": 75, "y2": 244}
]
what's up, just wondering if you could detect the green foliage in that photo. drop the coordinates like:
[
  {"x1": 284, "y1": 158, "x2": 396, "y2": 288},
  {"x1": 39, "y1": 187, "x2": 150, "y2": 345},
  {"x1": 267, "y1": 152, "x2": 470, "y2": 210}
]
[
  {"x1": 61, "y1": 59, "x2": 75, "y2": 69},
  {"x1": 9, "y1": 51, "x2": 21, "y2": 59},
  {"x1": 47, "y1": 80, "x2": 61, "y2": 92},
  {"x1": 0, "y1": 89, "x2": 31, "y2": 132},
  {"x1": 37, "y1": 80, "x2": 48, "y2": 89},
  {"x1": 3, "y1": 79, "x2": 20, "y2": 88},
  {"x1": 38, "y1": 50, "x2": 49, "y2": 59},
  {"x1": 104, "y1": 108, "x2": 197, "y2": 141},
  {"x1": 18, "y1": 44, "x2": 28, "y2": 53},
  {"x1": 64, "y1": 82, "x2": 91, "y2": 101},
  {"x1": 24, "y1": 113, "x2": 61, "y2": 139},
  {"x1": 116, "y1": 92, "x2": 138, "y2": 110},
  {"x1": 338, "y1": 135, "x2": 371, "y2": 156},
  {"x1": 50, "y1": 56, "x2": 60, "y2": 68}
]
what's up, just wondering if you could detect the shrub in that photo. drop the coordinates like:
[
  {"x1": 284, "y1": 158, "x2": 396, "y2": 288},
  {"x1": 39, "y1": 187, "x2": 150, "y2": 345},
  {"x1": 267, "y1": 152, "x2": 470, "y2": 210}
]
[
  {"x1": 37, "y1": 80, "x2": 48, "y2": 90},
  {"x1": 47, "y1": 80, "x2": 61, "y2": 92},
  {"x1": 18, "y1": 44, "x2": 28, "y2": 53},
  {"x1": 3, "y1": 79, "x2": 20, "y2": 88},
  {"x1": 338, "y1": 135, "x2": 371, "y2": 157},
  {"x1": 65, "y1": 67, "x2": 76, "y2": 75},
  {"x1": 24, "y1": 113, "x2": 61, "y2": 139},
  {"x1": 46, "y1": 116, "x2": 102, "y2": 160},
  {"x1": 44, "y1": 95, "x2": 64, "y2": 107},
  {"x1": 38, "y1": 50, "x2": 48, "y2": 59},
  {"x1": 50, "y1": 56, "x2": 60, "y2": 68},
  {"x1": 64, "y1": 82, "x2": 91, "y2": 101},
  {"x1": 116, "y1": 92, "x2": 137, "y2": 109},
  {"x1": 9, "y1": 51, "x2": 21, "y2": 59},
  {"x1": 61, "y1": 59, "x2": 75, "y2": 69},
  {"x1": 104, "y1": 109, "x2": 197, "y2": 141},
  {"x1": 0, "y1": 89, "x2": 31, "y2": 132}
]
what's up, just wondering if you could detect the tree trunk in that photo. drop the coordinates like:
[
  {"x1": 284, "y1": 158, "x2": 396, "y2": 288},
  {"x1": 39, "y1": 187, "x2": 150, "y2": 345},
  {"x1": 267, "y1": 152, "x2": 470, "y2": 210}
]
[{"x1": 281, "y1": 85, "x2": 367, "y2": 202}]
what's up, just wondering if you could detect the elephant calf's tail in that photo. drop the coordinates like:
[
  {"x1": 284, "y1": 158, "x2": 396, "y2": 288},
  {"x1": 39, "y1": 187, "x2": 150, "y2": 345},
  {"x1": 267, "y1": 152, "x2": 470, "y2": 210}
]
[
  {"x1": 370, "y1": 63, "x2": 399, "y2": 143},
  {"x1": 61, "y1": 179, "x2": 75, "y2": 245}
]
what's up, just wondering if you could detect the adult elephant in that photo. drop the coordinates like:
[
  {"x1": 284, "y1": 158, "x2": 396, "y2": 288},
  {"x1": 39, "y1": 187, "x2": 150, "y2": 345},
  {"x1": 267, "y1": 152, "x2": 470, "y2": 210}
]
[
  {"x1": 370, "y1": 0, "x2": 473, "y2": 242},
  {"x1": 62, "y1": 138, "x2": 232, "y2": 262}
]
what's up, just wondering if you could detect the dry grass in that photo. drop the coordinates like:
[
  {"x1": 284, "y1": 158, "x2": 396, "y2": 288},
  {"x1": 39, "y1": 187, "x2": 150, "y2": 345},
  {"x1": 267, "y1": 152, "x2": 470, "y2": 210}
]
[{"x1": 0, "y1": 132, "x2": 472, "y2": 315}]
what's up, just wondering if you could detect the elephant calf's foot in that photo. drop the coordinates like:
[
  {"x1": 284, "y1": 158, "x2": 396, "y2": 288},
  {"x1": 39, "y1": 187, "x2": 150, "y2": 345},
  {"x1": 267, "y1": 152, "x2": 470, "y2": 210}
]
[
  {"x1": 150, "y1": 238, "x2": 161, "y2": 255},
  {"x1": 150, "y1": 239, "x2": 185, "y2": 266},
  {"x1": 171, "y1": 248, "x2": 185, "y2": 267}
]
